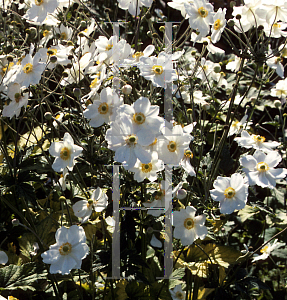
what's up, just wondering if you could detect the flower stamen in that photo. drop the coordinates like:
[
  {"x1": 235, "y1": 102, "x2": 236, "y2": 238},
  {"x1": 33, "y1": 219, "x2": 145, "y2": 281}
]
[
  {"x1": 256, "y1": 162, "x2": 269, "y2": 172},
  {"x1": 141, "y1": 163, "x2": 152, "y2": 173},
  {"x1": 59, "y1": 242, "x2": 72, "y2": 255},
  {"x1": 224, "y1": 187, "x2": 236, "y2": 199},
  {"x1": 184, "y1": 217, "x2": 195, "y2": 230},
  {"x1": 152, "y1": 65, "x2": 164, "y2": 75},
  {"x1": 60, "y1": 147, "x2": 71, "y2": 161},
  {"x1": 133, "y1": 112, "x2": 146, "y2": 124},
  {"x1": 98, "y1": 102, "x2": 109, "y2": 114}
]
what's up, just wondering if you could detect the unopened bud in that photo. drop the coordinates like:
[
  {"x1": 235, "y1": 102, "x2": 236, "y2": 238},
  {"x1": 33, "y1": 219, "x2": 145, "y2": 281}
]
[
  {"x1": 12, "y1": 219, "x2": 20, "y2": 226},
  {"x1": 186, "y1": 108, "x2": 193, "y2": 114},
  {"x1": 44, "y1": 112, "x2": 52, "y2": 120},
  {"x1": 274, "y1": 100, "x2": 281, "y2": 108},
  {"x1": 7, "y1": 55, "x2": 13, "y2": 62},
  {"x1": 176, "y1": 189, "x2": 187, "y2": 200},
  {"x1": 214, "y1": 65, "x2": 221, "y2": 73},
  {"x1": 59, "y1": 196, "x2": 66, "y2": 202},
  {"x1": 50, "y1": 55, "x2": 57, "y2": 63},
  {"x1": 122, "y1": 84, "x2": 132, "y2": 95},
  {"x1": 227, "y1": 19, "x2": 235, "y2": 27},
  {"x1": 67, "y1": 41, "x2": 74, "y2": 46},
  {"x1": 159, "y1": 26, "x2": 165, "y2": 32},
  {"x1": 73, "y1": 88, "x2": 81, "y2": 98}
]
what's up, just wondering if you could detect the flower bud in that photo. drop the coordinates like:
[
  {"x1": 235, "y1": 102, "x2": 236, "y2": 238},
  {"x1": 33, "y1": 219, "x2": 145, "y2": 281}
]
[
  {"x1": 227, "y1": 19, "x2": 235, "y2": 27},
  {"x1": 176, "y1": 189, "x2": 187, "y2": 200},
  {"x1": 186, "y1": 108, "x2": 193, "y2": 114},
  {"x1": 122, "y1": 84, "x2": 132, "y2": 95},
  {"x1": 44, "y1": 112, "x2": 52, "y2": 120},
  {"x1": 213, "y1": 65, "x2": 221, "y2": 73},
  {"x1": 12, "y1": 218, "x2": 20, "y2": 226},
  {"x1": 236, "y1": 14, "x2": 241, "y2": 20},
  {"x1": 50, "y1": 55, "x2": 57, "y2": 63},
  {"x1": 59, "y1": 196, "x2": 66, "y2": 202},
  {"x1": 274, "y1": 100, "x2": 281, "y2": 108},
  {"x1": 159, "y1": 26, "x2": 165, "y2": 32},
  {"x1": 73, "y1": 88, "x2": 81, "y2": 98}
]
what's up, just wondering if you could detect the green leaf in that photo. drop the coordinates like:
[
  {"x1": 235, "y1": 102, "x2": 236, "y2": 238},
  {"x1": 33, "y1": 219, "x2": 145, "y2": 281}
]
[
  {"x1": 238, "y1": 205, "x2": 260, "y2": 223},
  {"x1": 0, "y1": 262, "x2": 47, "y2": 291}
]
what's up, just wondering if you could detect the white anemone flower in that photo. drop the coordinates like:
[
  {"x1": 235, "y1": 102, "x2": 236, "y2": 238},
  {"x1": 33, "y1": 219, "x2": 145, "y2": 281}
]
[
  {"x1": 83, "y1": 87, "x2": 122, "y2": 127},
  {"x1": 129, "y1": 151, "x2": 164, "y2": 182},
  {"x1": 173, "y1": 206, "x2": 207, "y2": 246},
  {"x1": 105, "y1": 114, "x2": 154, "y2": 169},
  {"x1": 157, "y1": 125, "x2": 192, "y2": 165},
  {"x1": 168, "y1": 0, "x2": 194, "y2": 18},
  {"x1": 240, "y1": 150, "x2": 287, "y2": 189},
  {"x1": 184, "y1": 0, "x2": 215, "y2": 38},
  {"x1": 41, "y1": 225, "x2": 89, "y2": 274},
  {"x1": 210, "y1": 173, "x2": 249, "y2": 214},
  {"x1": 138, "y1": 52, "x2": 179, "y2": 88},
  {"x1": 49, "y1": 132, "x2": 83, "y2": 172},
  {"x1": 179, "y1": 149, "x2": 196, "y2": 176},
  {"x1": 116, "y1": 97, "x2": 164, "y2": 134},
  {"x1": 270, "y1": 77, "x2": 287, "y2": 103},
  {"x1": 23, "y1": 0, "x2": 59, "y2": 24},
  {"x1": 266, "y1": 56, "x2": 284, "y2": 78},
  {"x1": 15, "y1": 48, "x2": 46, "y2": 88},
  {"x1": 72, "y1": 187, "x2": 108, "y2": 223},
  {"x1": 117, "y1": 0, "x2": 153, "y2": 16},
  {"x1": 228, "y1": 115, "x2": 251, "y2": 137},
  {"x1": 0, "y1": 251, "x2": 8, "y2": 264},
  {"x1": 170, "y1": 284, "x2": 186, "y2": 300},
  {"x1": 252, "y1": 239, "x2": 284, "y2": 262},
  {"x1": 211, "y1": 8, "x2": 226, "y2": 43},
  {"x1": 234, "y1": 130, "x2": 280, "y2": 152},
  {"x1": 2, "y1": 83, "x2": 29, "y2": 119}
]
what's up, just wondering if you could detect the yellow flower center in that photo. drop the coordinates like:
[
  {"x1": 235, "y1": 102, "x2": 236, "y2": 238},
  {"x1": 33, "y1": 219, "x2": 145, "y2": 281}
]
[
  {"x1": 47, "y1": 48, "x2": 57, "y2": 56},
  {"x1": 252, "y1": 135, "x2": 266, "y2": 143},
  {"x1": 260, "y1": 245, "x2": 269, "y2": 253},
  {"x1": 224, "y1": 187, "x2": 236, "y2": 199},
  {"x1": 23, "y1": 63, "x2": 33, "y2": 74},
  {"x1": 198, "y1": 7, "x2": 208, "y2": 18},
  {"x1": 167, "y1": 141, "x2": 177, "y2": 152},
  {"x1": 126, "y1": 135, "x2": 137, "y2": 146},
  {"x1": 232, "y1": 121, "x2": 239, "y2": 128},
  {"x1": 132, "y1": 51, "x2": 144, "y2": 58},
  {"x1": 256, "y1": 162, "x2": 269, "y2": 172},
  {"x1": 184, "y1": 149, "x2": 193, "y2": 158},
  {"x1": 184, "y1": 217, "x2": 195, "y2": 230},
  {"x1": 152, "y1": 65, "x2": 164, "y2": 75},
  {"x1": 35, "y1": 0, "x2": 43, "y2": 5},
  {"x1": 141, "y1": 163, "x2": 152, "y2": 173},
  {"x1": 98, "y1": 102, "x2": 109, "y2": 114},
  {"x1": 60, "y1": 146, "x2": 71, "y2": 161},
  {"x1": 175, "y1": 291, "x2": 184, "y2": 299},
  {"x1": 43, "y1": 30, "x2": 50, "y2": 37},
  {"x1": 133, "y1": 112, "x2": 146, "y2": 124},
  {"x1": 14, "y1": 93, "x2": 21, "y2": 103},
  {"x1": 59, "y1": 242, "x2": 72, "y2": 255},
  {"x1": 106, "y1": 44, "x2": 113, "y2": 51},
  {"x1": 214, "y1": 19, "x2": 221, "y2": 30},
  {"x1": 273, "y1": 23, "x2": 280, "y2": 29}
]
